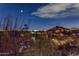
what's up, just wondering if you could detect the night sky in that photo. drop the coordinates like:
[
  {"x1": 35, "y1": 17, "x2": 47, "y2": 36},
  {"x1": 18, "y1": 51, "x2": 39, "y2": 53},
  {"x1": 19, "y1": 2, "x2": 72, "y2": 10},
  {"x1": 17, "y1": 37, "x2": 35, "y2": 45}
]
[{"x1": 0, "y1": 3, "x2": 79, "y2": 31}]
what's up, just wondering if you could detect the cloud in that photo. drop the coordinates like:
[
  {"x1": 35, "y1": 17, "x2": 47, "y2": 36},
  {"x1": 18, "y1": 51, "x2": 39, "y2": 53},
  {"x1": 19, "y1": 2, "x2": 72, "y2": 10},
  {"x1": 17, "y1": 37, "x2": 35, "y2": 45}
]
[{"x1": 32, "y1": 3, "x2": 79, "y2": 18}]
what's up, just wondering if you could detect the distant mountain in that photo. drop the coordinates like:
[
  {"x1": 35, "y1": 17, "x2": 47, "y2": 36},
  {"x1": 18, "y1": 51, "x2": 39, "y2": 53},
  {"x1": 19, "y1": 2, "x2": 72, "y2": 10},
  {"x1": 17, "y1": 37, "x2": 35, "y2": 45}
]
[
  {"x1": 69, "y1": 27, "x2": 79, "y2": 31},
  {"x1": 47, "y1": 26, "x2": 68, "y2": 31}
]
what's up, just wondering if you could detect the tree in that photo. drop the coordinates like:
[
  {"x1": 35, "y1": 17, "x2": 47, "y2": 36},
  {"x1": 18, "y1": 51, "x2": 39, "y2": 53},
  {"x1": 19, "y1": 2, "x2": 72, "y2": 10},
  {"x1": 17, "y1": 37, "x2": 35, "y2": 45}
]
[{"x1": 22, "y1": 24, "x2": 28, "y2": 31}]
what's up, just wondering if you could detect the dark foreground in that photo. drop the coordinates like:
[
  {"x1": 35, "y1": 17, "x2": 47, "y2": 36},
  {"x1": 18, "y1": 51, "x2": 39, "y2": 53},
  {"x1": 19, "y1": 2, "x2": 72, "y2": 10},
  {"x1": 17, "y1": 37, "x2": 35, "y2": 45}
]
[{"x1": 0, "y1": 27, "x2": 79, "y2": 56}]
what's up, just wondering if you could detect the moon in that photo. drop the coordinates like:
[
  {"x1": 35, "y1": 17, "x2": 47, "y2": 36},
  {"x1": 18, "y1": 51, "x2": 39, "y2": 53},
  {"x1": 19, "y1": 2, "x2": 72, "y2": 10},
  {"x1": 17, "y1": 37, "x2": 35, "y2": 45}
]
[{"x1": 21, "y1": 10, "x2": 23, "y2": 13}]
